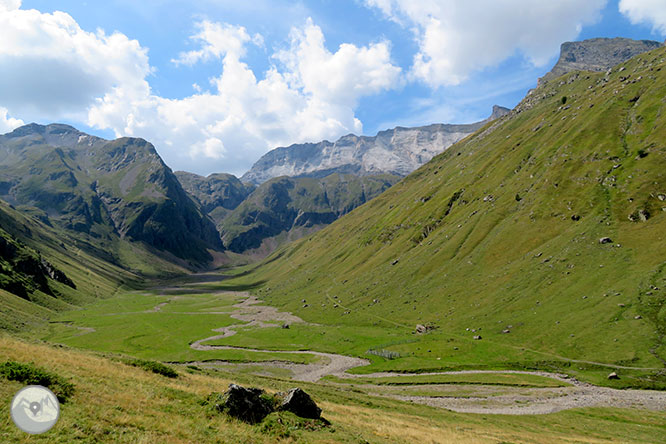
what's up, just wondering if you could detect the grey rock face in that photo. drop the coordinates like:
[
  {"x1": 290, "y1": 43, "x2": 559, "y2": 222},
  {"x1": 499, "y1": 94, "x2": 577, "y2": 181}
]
[
  {"x1": 539, "y1": 37, "x2": 663, "y2": 86},
  {"x1": 241, "y1": 106, "x2": 510, "y2": 185}
]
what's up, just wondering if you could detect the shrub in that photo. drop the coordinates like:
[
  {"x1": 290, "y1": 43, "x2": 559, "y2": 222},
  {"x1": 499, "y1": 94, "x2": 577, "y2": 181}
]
[
  {"x1": 0, "y1": 360, "x2": 75, "y2": 403},
  {"x1": 127, "y1": 359, "x2": 178, "y2": 378}
]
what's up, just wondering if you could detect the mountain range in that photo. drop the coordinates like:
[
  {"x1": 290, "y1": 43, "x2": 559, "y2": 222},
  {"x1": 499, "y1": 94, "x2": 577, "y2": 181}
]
[{"x1": 241, "y1": 105, "x2": 510, "y2": 185}]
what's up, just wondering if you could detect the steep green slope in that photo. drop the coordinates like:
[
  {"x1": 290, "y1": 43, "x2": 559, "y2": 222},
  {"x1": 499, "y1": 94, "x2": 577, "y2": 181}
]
[
  {"x1": 248, "y1": 47, "x2": 666, "y2": 378},
  {"x1": 0, "y1": 125, "x2": 222, "y2": 265},
  {"x1": 0, "y1": 200, "x2": 138, "y2": 331},
  {"x1": 219, "y1": 174, "x2": 399, "y2": 253}
]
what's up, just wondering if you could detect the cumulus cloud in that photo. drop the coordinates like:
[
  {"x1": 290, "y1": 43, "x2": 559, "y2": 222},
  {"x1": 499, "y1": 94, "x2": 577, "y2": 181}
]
[
  {"x1": 364, "y1": 0, "x2": 607, "y2": 87},
  {"x1": 88, "y1": 18, "x2": 401, "y2": 175},
  {"x1": 0, "y1": 4, "x2": 150, "y2": 119},
  {"x1": 620, "y1": 0, "x2": 666, "y2": 35},
  {"x1": 171, "y1": 20, "x2": 263, "y2": 66},
  {"x1": 0, "y1": 0, "x2": 21, "y2": 11},
  {"x1": 0, "y1": 106, "x2": 23, "y2": 133},
  {"x1": 0, "y1": 3, "x2": 401, "y2": 175}
]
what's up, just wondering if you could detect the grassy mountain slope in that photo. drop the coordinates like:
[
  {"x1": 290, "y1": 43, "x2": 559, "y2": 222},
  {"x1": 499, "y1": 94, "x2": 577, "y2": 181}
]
[
  {"x1": 219, "y1": 174, "x2": 400, "y2": 253},
  {"x1": 2, "y1": 335, "x2": 665, "y2": 443},
  {"x1": 242, "y1": 47, "x2": 666, "y2": 381},
  {"x1": 0, "y1": 200, "x2": 138, "y2": 331},
  {"x1": 0, "y1": 124, "x2": 222, "y2": 265}
]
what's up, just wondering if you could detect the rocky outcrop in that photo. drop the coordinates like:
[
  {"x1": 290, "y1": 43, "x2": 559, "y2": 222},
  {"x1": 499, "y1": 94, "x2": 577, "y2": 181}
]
[
  {"x1": 205, "y1": 384, "x2": 322, "y2": 424},
  {"x1": 539, "y1": 37, "x2": 663, "y2": 86},
  {"x1": 241, "y1": 106, "x2": 510, "y2": 185},
  {"x1": 278, "y1": 388, "x2": 321, "y2": 419}
]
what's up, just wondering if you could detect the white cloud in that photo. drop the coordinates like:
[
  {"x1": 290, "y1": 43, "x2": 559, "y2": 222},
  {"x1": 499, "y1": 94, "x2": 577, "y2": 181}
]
[
  {"x1": 620, "y1": 0, "x2": 666, "y2": 35},
  {"x1": 0, "y1": 0, "x2": 20, "y2": 11},
  {"x1": 0, "y1": 106, "x2": 23, "y2": 133},
  {"x1": 364, "y1": 0, "x2": 607, "y2": 87},
  {"x1": 0, "y1": 3, "x2": 401, "y2": 175},
  {"x1": 0, "y1": 4, "x2": 150, "y2": 119},
  {"x1": 171, "y1": 20, "x2": 263, "y2": 66},
  {"x1": 88, "y1": 18, "x2": 402, "y2": 176}
]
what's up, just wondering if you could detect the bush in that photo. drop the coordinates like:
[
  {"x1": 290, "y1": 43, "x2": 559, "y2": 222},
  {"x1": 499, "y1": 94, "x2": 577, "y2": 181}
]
[
  {"x1": 0, "y1": 360, "x2": 75, "y2": 403},
  {"x1": 127, "y1": 359, "x2": 178, "y2": 378}
]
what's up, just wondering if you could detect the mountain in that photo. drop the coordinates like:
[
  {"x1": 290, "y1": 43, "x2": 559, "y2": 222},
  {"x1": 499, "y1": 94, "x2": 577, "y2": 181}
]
[
  {"x1": 241, "y1": 106, "x2": 510, "y2": 185},
  {"x1": 218, "y1": 173, "x2": 400, "y2": 254},
  {"x1": 0, "y1": 124, "x2": 222, "y2": 265},
  {"x1": 0, "y1": 199, "x2": 137, "y2": 331},
  {"x1": 175, "y1": 171, "x2": 255, "y2": 226},
  {"x1": 250, "y1": 45, "x2": 666, "y2": 379},
  {"x1": 538, "y1": 37, "x2": 663, "y2": 86}
]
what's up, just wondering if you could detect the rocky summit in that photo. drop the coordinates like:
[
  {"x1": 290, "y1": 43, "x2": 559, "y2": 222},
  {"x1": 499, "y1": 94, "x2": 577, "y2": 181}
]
[
  {"x1": 538, "y1": 37, "x2": 663, "y2": 86},
  {"x1": 241, "y1": 106, "x2": 510, "y2": 185}
]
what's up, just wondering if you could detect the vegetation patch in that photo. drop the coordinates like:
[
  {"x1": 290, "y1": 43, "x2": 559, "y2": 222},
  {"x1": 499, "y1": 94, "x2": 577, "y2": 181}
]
[
  {"x1": 126, "y1": 359, "x2": 178, "y2": 378},
  {"x1": 0, "y1": 360, "x2": 75, "y2": 402}
]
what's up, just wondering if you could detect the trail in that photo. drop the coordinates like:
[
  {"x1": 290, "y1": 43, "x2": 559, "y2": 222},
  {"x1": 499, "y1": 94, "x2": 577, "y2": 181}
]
[
  {"x1": 184, "y1": 290, "x2": 666, "y2": 415},
  {"x1": 188, "y1": 293, "x2": 369, "y2": 382}
]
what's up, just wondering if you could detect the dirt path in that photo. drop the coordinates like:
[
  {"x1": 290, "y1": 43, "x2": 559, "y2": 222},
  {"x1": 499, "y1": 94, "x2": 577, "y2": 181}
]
[{"x1": 189, "y1": 293, "x2": 369, "y2": 382}]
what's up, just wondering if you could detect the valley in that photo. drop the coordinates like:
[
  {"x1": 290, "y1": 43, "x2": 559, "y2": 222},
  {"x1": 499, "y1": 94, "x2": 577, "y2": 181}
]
[
  {"x1": 32, "y1": 270, "x2": 666, "y2": 419},
  {"x1": 1, "y1": 35, "x2": 666, "y2": 443}
]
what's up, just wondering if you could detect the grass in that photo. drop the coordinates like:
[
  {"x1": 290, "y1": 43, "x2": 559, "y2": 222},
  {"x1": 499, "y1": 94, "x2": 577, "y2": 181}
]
[
  {"x1": 214, "y1": 46, "x2": 666, "y2": 388},
  {"x1": 36, "y1": 289, "x2": 321, "y2": 365},
  {"x1": 2, "y1": 334, "x2": 665, "y2": 443}
]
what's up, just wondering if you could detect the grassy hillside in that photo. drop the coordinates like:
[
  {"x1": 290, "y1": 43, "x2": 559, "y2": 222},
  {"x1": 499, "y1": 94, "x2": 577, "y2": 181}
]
[
  {"x1": 2, "y1": 335, "x2": 665, "y2": 443},
  {"x1": 230, "y1": 46, "x2": 666, "y2": 384},
  {"x1": 0, "y1": 199, "x2": 150, "y2": 331}
]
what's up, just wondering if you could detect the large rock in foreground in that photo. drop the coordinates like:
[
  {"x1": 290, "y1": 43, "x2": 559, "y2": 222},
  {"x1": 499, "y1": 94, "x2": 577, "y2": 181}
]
[
  {"x1": 278, "y1": 388, "x2": 322, "y2": 419},
  {"x1": 212, "y1": 384, "x2": 273, "y2": 424}
]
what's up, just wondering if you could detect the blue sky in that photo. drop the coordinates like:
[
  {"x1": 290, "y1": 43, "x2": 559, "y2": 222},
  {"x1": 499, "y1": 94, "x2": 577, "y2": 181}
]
[{"x1": 1, "y1": 0, "x2": 665, "y2": 176}]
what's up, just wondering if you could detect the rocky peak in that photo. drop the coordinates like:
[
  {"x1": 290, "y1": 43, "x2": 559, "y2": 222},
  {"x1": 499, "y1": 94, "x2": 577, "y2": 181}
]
[
  {"x1": 241, "y1": 106, "x2": 510, "y2": 185},
  {"x1": 539, "y1": 37, "x2": 663, "y2": 86}
]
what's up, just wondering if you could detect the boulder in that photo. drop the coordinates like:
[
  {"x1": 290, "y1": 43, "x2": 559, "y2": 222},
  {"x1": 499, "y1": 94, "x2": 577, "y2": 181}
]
[
  {"x1": 607, "y1": 372, "x2": 620, "y2": 380},
  {"x1": 279, "y1": 388, "x2": 321, "y2": 419},
  {"x1": 473, "y1": 335, "x2": 482, "y2": 340},
  {"x1": 599, "y1": 237, "x2": 612, "y2": 244},
  {"x1": 213, "y1": 384, "x2": 273, "y2": 424}
]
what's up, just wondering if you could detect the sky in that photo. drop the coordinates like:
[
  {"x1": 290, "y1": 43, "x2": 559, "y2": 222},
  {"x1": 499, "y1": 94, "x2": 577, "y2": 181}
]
[{"x1": 0, "y1": 1, "x2": 665, "y2": 177}]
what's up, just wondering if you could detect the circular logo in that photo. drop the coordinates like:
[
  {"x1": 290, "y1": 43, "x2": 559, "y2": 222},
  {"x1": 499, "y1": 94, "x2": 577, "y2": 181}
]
[{"x1": 10, "y1": 385, "x2": 60, "y2": 434}]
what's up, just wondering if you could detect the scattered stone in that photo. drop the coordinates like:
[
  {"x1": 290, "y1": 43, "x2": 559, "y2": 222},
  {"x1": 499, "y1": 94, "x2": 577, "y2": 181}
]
[
  {"x1": 302, "y1": 304, "x2": 309, "y2": 308},
  {"x1": 473, "y1": 335, "x2": 482, "y2": 340},
  {"x1": 635, "y1": 315, "x2": 642, "y2": 320},
  {"x1": 638, "y1": 209, "x2": 650, "y2": 221},
  {"x1": 301, "y1": 299, "x2": 307, "y2": 303},
  {"x1": 618, "y1": 303, "x2": 625, "y2": 308},
  {"x1": 453, "y1": 347, "x2": 459, "y2": 350},
  {"x1": 278, "y1": 388, "x2": 322, "y2": 419},
  {"x1": 657, "y1": 193, "x2": 666, "y2": 201},
  {"x1": 571, "y1": 214, "x2": 581, "y2": 221},
  {"x1": 599, "y1": 237, "x2": 612, "y2": 244},
  {"x1": 607, "y1": 372, "x2": 620, "y2": 380},
  {"x1": 391, "y1": 259, "x2": 399, "y2": 265},
  {"x1": 210, "y1": 384, "x2": 273, "y2": 424},
  {"x1": 281, "y1": 323, "x2": 290, "y2": 329},
  {"x1": 502, "y1": 329, "x2": 511, "y2": 334},
  {"x1": 415, "y1": 324, "x2": 437, "y2": 334}
]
